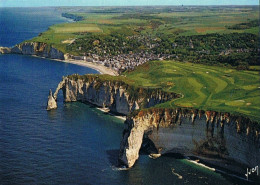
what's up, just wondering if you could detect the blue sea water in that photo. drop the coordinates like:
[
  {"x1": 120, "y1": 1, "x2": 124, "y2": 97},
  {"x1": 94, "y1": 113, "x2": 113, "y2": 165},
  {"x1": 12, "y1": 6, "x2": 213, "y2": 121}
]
[
  {"x1": 0, "y1": 7, "x2": 248, "y2": 185},
  {"x1": 0, "y1": 7, "x2": 69, "y2": 47}
]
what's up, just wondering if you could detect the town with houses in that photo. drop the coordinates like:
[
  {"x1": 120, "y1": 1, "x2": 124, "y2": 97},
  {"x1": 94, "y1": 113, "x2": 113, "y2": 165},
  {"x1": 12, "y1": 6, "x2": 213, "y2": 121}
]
[{"x1": 67, "y1": 51, "x2": 174, "y2": 73}]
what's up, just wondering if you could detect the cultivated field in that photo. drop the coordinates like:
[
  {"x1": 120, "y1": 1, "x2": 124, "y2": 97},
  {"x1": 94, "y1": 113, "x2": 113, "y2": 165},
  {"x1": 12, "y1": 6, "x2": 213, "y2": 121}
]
[
  {"x1": 29, "y1": 6, "x2": 259, "y2": 54},
  {"x1": 27, "y1": 6, "x2": 259, "y2": 121},
  {"x1": 53, "y1": 23, "x2": 101, "y2": 33}
]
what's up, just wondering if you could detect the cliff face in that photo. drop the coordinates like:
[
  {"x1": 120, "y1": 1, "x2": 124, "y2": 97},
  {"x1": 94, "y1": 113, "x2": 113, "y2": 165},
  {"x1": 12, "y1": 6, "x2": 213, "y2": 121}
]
[
  {"x1": 47, "y1": 76, "x2": 179, "y2": 115},
  {"x1": 48, "y1": 74, "x2": 260, "y2": 175},
  {"x1": 10, "y1": 42, "x2": 64, "y2": 60},
  {"x1": 118, "y1": 108, "x2": 260, "y2": 168}
]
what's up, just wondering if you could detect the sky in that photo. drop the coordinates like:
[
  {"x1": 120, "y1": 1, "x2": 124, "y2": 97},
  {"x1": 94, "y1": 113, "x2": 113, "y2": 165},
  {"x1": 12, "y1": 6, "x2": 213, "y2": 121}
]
[{"x1": 0, "y1": 0, "x2": 258, "y2": 7}]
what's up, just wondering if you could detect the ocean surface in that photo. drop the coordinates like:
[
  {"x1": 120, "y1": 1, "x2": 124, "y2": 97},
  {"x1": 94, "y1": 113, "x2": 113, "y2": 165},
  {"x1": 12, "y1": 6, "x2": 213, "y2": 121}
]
[{"x1": 0, "y1": 8, "x2": 249, "y2": 185}]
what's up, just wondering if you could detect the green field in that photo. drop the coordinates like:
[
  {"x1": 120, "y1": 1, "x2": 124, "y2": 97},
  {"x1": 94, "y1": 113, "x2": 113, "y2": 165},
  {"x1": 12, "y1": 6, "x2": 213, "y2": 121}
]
[
  {"x1": 27, "y1": 6, "x2": 260, "y2": 121},
  {"x1": 124, "y1": 60, "x2": 260, "y2": 121},
  {"x1": 53, "y1": 23, "x2": 101, "y2": 33},
  {"x1": 29, "y1": 6, "x2": 259, "y2": 56}
]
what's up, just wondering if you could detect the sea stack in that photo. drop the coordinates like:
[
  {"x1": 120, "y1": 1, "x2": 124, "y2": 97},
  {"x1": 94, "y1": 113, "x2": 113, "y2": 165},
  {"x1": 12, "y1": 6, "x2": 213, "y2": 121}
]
[{"x1": 46, "y1": 89, "x2": 57, "y2": 110}]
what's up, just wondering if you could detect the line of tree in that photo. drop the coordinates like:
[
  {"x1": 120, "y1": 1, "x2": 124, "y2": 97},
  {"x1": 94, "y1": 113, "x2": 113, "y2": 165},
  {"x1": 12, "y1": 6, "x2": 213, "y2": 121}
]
[
  {"x1": 227, "y1": 19, "x2": 259, "y2": 30},
  {"x1": 154, "y1": 33, "x2": 259, "y2": 68},
  {"x1": 67, "y1": 30, "x2": 259, "y2": 69}
]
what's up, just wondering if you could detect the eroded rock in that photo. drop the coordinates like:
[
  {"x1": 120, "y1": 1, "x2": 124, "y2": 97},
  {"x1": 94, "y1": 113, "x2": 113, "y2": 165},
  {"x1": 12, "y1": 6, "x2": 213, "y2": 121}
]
[
  {"x1": 46, "y1": 89, "x2": 57, "y2": 110},
  {"x1": 0, "y1": 47, "x2": 11, "y2": 54},
  {"x1": 11, "y1": 42, "x2": 64, "y2": 60},
  {"x1": 118, "y1": 108, "x2": 260, "y2": 168},
  {"x1": 49, "y1": 75, "x2": 179, "y2": 115}
]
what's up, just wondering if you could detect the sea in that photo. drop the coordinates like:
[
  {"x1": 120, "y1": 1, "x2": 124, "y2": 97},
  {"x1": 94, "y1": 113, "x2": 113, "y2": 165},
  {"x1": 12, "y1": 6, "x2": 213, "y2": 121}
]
[{"x1": 0, "y1": 7, "x2": 250, "y2": 185}]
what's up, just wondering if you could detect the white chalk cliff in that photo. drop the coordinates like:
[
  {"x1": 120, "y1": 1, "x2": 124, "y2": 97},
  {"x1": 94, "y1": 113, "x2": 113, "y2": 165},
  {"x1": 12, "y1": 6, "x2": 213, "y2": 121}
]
[
  {"x1": 1, "y1": 42, "x2": 65, "y2": 60},
  {"x1": 118, "y1": 108, "x2": 260, "y2": 170},
  {"x1": 47, "y1": 74, "x2": 260, "y2": 178},
  {"x1": 47, "y1": 75, "x2": 179, "y2": 115},
  {"x1": 46, "y1": 89, "x2": 57, "y2": 110}
]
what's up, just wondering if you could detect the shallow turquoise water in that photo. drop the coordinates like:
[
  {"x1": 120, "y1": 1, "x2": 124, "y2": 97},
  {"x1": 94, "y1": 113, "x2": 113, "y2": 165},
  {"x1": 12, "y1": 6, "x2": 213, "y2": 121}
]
[{"x1": 0, "y1": 7, "x2": 252, "y2": 185}]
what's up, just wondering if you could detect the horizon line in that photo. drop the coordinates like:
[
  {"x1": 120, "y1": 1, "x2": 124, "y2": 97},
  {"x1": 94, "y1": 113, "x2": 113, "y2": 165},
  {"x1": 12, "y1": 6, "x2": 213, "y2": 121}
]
[{"x1": 1, "y1": 4, "x2": 259, "y2": 8}]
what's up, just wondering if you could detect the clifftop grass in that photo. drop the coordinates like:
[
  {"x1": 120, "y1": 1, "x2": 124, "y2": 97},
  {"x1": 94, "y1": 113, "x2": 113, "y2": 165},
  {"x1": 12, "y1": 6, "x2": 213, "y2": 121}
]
[
  {"x1": 67, "y1": 74, "x2": 179, "y2": 106},
  {"x1": 124, "y1": 60, "x2": 260, "y2": 122},
  {"x1": 67, "y1": 59, "x2": 260, "y2": 122},
  {"x1": 28, "y1": 6, "x2": 259, "y2": 56},
  {"x1": 30, "y1": 6, "x2": 259, "y2": 121}
]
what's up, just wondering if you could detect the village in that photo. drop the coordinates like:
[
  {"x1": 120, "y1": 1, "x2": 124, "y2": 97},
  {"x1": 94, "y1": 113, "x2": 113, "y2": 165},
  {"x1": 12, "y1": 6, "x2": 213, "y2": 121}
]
[
  {"x1": 67, "y1": 50, "x2": 175, "y2": 73},
  {"x1": 63, "y1": 33, "x2": 178, "y2": 73}
]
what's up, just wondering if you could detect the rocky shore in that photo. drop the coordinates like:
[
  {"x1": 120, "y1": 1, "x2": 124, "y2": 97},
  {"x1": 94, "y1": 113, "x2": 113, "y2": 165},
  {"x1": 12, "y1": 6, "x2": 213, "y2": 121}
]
[
  {"x1": 0, "y1": 42, "x2": 117, "y2": 76},
  {"x1": 47, "y1": 75, "x2": 179, "y2": 115},
  {"x1": 118, "y1": 108, "x2": 260, "y2": 170},
  {"x1": 0, "y1": 42, "x2": 64, "y2": 60},
  {"x1": 3, "y1": 42, "x2": 65, "y2": 59},
  {"x1": 47, "y1": 74, "x2": 260, "y2": 180},
  {"x1": 0, "y1": 41, "x2": 173, "y2": 74}
]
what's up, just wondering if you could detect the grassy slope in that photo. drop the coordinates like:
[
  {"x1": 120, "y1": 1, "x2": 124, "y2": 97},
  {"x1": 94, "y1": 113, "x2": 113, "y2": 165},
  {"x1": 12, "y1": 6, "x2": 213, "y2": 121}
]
[
  {"x1": 124, "y1": 60, "x2": 260, "y2": 121},
  {"x1": 27, "y1": 7, "x2": 260, "y2": 121},
  {"x1": 28, "y1": 7, "x2": 259, "y2": 54},
  {"x1": 155, "y1": 9, "x2": 259, "y2": 35}
]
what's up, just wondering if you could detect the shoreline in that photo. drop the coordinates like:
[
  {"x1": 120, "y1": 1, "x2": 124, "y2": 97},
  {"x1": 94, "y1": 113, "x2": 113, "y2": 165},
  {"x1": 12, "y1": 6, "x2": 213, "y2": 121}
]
[
  {"x1": 17, "y1": 54, "x2": 124, "y2": 120},
  {"x1": 40, "y1": 56, "x2": 125, "y2": 119},
  {"x1": 45, "y1": 56, "x2": 125, "y2": 120},
  {"x1": 184, "y1": 158, "x2": 254, "y2": 183},
  {"x1": 0, "y1": 52, "x2": 118, "y2": 76},
  {"x1": 30, "y1": 55, "x2": 118, "y2": 76},
  {"x1": 20, "y1": 54, "x2": 125, "y2": 120},
  {"x1": 96, "y1": 107, "x2": 126, "y2": 121},
  {"x1": 63, "y1": 59, "x2": 118, "y2": 76}
]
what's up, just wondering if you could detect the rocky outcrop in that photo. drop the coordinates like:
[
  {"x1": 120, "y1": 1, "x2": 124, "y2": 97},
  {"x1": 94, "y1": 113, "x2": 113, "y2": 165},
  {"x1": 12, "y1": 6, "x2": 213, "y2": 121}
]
[
  {"x1": 0, "y1": 47, "x2": 11, "y2": 54},
  {"x1": 1, "y1": 42, "x2": 65, "y2": 60},
  {"x1": 48, "y1": 75, "x2": 180, "y2": 115},
  {"x1": 48, "y1": 74, "x2": 260, "y2": 177},
  {"x1": 46, "y1": 89, "x2": 57, "y2": 110},
  {"x1": 118, "y1": 108, "x2": 260, "y2": 169}
]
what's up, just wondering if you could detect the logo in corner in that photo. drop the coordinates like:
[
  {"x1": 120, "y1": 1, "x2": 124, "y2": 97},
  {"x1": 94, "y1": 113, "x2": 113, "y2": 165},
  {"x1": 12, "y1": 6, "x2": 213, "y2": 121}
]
[{"x1": 245, "y1": 166, "x2": 258, "y2": 181}]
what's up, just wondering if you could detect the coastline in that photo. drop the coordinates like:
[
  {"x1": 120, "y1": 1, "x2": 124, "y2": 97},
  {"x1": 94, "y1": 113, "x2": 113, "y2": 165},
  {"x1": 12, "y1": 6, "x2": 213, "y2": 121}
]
[
  {"x1": 30, "y1": 55, "x2": 118, "y2": 76},
  {"x1": 14, "y1": 54, "x2": 125, "y2": 120},
  {"x1": 96, "y1": 107, "x2": 126, "y2": 121},
  {"x1": 41, "y1": 56, "x2": 125, "y2": 119},
  {"x1": 63, "y1": 59, "x2": 118, "y2": 76}
]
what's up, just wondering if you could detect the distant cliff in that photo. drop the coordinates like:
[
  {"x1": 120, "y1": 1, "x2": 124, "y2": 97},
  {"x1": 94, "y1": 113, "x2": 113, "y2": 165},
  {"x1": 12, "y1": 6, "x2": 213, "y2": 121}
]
[
  {"x1": 62, "y1": 13, "x2": 84, "y2": 22},
  {"x1": 118, "y1": 108, "x2": 260, "y2": 169},
  {"x1": 48, "y1": 74, "x2": 180, "y2": 115},
  {"x1": 0, "y1": 42, "x2": 65, "y2": 60}
]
